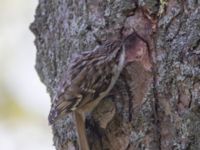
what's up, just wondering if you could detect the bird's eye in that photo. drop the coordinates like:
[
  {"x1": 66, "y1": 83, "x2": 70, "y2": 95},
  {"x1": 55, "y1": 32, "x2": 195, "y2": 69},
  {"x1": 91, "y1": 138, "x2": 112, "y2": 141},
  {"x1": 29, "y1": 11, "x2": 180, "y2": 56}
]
[{"x1": 135, "y1": 55, "x2": 142, "y2": 59}]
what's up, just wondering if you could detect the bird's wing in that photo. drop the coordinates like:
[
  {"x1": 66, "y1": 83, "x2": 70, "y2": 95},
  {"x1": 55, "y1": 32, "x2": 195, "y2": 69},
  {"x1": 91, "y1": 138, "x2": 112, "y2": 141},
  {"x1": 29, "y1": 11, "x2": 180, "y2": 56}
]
[
  {"x1": 48, "y1": 69, "x2": 112, "y2": 124},
  {"x1": 48, "y1": 47, "x2": 116, "y2": 124}
]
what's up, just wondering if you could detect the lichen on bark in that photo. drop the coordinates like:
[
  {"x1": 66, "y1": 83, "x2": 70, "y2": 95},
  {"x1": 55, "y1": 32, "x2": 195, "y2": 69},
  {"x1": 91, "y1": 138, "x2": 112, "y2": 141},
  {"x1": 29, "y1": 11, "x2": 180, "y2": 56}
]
[{"x1": 30, "y1": 0, "x2": 200, "y2": 149}]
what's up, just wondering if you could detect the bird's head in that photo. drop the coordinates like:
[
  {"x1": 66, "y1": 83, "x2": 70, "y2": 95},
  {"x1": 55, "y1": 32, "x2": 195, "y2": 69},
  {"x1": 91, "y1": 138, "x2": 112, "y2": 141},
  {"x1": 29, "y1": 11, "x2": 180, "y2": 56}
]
[{"x1": 123, "y1": 33, "x2": 152, "y2": 71}]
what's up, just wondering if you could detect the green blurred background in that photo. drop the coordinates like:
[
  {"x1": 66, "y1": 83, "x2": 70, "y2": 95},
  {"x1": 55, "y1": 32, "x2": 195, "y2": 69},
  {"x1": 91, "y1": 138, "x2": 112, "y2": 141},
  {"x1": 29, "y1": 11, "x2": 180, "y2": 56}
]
[{"x1": 0, "y1": 0, "x2": 53, "y2": 149}]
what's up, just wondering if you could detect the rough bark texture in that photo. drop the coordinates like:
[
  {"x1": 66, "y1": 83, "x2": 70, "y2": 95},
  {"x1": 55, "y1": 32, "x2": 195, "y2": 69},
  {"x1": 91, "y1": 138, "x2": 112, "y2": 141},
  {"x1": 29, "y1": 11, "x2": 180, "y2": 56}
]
[{"x1": 30, "y1": 0, "x2": 200, "y2": 150}]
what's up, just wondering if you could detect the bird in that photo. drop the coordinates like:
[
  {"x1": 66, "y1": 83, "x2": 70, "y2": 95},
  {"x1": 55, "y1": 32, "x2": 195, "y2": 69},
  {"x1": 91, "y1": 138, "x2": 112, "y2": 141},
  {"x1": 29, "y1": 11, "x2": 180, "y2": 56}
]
[{"x1": 48, "y1": 33, "x2": 152, "y2": 150}]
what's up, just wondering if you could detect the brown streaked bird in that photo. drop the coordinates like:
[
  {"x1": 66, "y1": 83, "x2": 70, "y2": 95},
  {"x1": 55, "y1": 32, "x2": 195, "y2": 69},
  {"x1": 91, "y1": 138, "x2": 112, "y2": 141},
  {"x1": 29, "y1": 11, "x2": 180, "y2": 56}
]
[{"x1": 48, "y1": 33, "x2": 152, "y2": 150}]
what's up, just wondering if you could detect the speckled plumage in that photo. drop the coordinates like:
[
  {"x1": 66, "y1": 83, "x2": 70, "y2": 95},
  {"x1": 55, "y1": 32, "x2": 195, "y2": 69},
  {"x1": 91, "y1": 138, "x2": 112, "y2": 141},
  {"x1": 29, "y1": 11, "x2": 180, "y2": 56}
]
[
  {"x1": 48, "y1": 40, "x2": 125, "y2": 124},
  {"x1": 48, "y1": 33, "x2": 152, "y2": 150}
]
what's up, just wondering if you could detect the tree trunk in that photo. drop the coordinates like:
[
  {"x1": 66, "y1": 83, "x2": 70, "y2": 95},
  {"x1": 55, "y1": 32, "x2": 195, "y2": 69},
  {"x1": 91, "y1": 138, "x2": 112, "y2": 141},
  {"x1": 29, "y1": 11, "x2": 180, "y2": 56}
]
[{"x1": 30, "y1": 0, "x2": 200, "y2": 150}]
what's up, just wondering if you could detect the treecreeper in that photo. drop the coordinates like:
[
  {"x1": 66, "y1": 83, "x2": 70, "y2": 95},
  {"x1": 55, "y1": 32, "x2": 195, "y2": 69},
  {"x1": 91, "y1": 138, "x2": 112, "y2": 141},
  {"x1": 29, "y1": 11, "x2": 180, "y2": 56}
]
[{"x1": 48, "y1": 33, "x2": 152, "y2": 150}]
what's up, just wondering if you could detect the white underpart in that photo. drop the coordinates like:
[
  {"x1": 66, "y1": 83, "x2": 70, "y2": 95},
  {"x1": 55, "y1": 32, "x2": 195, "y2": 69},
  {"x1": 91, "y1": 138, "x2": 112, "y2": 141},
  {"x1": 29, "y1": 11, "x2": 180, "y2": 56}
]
[
  {"x1": 105, "y1": 48, "x2": 125, "y2": 96},
  {"x1": 90, "y1": 49, "x2": 125, "y2": 110}
]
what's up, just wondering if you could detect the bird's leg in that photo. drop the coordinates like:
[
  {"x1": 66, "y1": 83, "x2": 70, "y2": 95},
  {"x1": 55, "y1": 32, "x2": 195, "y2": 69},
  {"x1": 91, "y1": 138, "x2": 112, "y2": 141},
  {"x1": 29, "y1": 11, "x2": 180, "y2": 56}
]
[{"x1": 74, "y1": 110, "x2": 90, "y2": 150}]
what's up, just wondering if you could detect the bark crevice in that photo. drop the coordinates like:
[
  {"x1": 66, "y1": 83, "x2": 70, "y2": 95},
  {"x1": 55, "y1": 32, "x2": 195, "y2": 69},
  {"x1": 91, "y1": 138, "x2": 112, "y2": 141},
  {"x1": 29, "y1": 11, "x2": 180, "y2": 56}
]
[{"x1": 30, "y1": 0, "x2": 200, "y2": 149}]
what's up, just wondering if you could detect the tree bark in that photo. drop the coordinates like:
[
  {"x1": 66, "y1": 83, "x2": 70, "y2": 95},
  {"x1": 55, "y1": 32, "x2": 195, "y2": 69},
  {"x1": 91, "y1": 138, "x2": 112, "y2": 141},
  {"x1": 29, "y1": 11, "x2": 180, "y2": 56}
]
[{"x1": 30, "y1": 0, "x2": 200, "y2": 150}]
